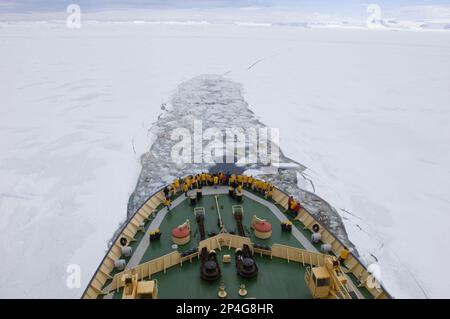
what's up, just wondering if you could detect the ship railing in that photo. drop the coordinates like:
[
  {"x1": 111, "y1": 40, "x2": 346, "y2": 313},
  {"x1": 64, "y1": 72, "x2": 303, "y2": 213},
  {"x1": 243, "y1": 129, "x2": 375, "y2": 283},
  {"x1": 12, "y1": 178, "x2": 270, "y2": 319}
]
[
  {"x1": 110, "y1": 250, "x2": 199, "y2": 292},
  {"x1": 271, "y1": 187, "x2": 391, "y2": 299},
  {"x1": 329, "y1": 267, "x2": 353, "y2": 299}
]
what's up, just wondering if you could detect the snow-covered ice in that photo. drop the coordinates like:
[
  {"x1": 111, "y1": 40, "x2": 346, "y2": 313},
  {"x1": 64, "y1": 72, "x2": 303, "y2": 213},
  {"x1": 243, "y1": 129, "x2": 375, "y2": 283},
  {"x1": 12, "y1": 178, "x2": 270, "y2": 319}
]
[{"x1": 1, "y1": 20, "x2": 450, "y2": 298}]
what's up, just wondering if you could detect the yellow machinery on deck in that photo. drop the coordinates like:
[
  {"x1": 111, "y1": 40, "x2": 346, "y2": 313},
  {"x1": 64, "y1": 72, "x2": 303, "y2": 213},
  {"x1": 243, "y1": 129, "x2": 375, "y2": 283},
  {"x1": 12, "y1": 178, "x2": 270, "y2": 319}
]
[
  {"x1": 122, "y1": 273, "x2": 158, "y2": 299},
  {"x1": 305, "y1": 257, "x2": 352, "y2": 299}
]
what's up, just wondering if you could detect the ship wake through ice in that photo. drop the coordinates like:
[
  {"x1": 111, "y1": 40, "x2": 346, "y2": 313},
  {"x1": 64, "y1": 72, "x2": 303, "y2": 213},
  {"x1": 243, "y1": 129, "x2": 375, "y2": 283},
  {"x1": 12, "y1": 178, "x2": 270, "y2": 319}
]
[{"x1": 126, "y1": 74, "x2": 355, "y2": 253}]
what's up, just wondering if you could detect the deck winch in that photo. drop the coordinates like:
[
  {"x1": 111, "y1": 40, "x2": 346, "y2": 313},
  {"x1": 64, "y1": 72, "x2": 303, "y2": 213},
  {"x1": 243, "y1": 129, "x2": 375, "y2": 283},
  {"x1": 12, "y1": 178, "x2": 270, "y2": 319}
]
[
  {"x1": 200, "y1": 248, "x2": 221, "y2": 281},
  {"x1": 235, "y1": 244, "x2": 258, "y2": 278}
]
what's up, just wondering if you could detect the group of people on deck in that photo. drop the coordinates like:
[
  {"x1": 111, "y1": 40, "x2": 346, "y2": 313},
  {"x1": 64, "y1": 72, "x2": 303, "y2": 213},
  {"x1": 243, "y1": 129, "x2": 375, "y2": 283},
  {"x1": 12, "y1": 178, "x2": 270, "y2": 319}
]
[
  {"x1": 287, "y1": 195, "x2": 303, "y2": 218},
  {"x1": 162, "y1": 172, "x2": 276, "y2": 209},
  {"x1": 226, "y1": 173, "x2": 275, "y2": 200}
]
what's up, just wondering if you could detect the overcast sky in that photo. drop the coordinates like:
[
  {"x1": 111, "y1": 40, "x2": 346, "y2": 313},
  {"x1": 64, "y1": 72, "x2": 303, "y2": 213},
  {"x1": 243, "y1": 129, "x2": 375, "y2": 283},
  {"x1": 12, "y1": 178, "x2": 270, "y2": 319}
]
[{"x1": 1, "y1": 0, "x2": 450, "y2": 21}]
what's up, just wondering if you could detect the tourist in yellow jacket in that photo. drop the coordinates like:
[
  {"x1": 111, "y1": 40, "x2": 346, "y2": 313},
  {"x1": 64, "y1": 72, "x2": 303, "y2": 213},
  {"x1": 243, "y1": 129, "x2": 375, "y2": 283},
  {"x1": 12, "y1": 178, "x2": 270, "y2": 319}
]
[
  {"x1": 260, "y1": 180, "x2": 266, "y2": 193},
  {"x1": 183, "y1": 183, "x2": 189, "y2": 197},
  {"x1": 265, "y1": 187, "x2": 273, "y2": 200},
  {"x1": 193, "y1": 176, "x2": 199, "y2": 189},
  {"x1": 247, "y1": 176, "x2": 253, "y2": 188},
  {"x1": 170, "y1": 184, "x2": 177, "y2": 196},
  {"x1": 208, "y1": 174, "x2": 213, "y2": 185},
  {"x1": 243, "y1": 175, "x2": 249, "y2": 187},
  {"x1": 254, "y1": 179, "x2": 261, "y2": 192},
  {"x1": 184, "y1": 176, "x2": 191, "y2": 189},
  {"x1": 290, "y1": 199, "x2": 298, "y2": 211},
  {"x1": 200, "y1": 173, "x2": 206, "y2": 186},
  {"x1": 173, "y1": 178, "x2": 180, "y2": 192},
  {"x1": 338, "y1": 247, "x2": 350, "y2": 265},
  {"x1": 229, "y1": 174, "x2": 236, "y2": 185},
  {"x1": 164, "y1": 197, "x2": 172, "y2": 211}
]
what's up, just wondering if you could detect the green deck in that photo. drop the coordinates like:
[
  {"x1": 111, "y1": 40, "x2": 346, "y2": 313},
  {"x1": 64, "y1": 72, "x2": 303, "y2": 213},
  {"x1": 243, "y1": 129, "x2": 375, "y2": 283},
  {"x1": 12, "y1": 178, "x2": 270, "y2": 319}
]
[
  {"x1": 140, "y1": 192, "x2": 304, "y2": 264},
  {"x1": 103, "y1": 188, "x2": 373, "y2": 299},
  {"x1": 113, "y1": 250, "x2": 310, "y2": 299}
]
